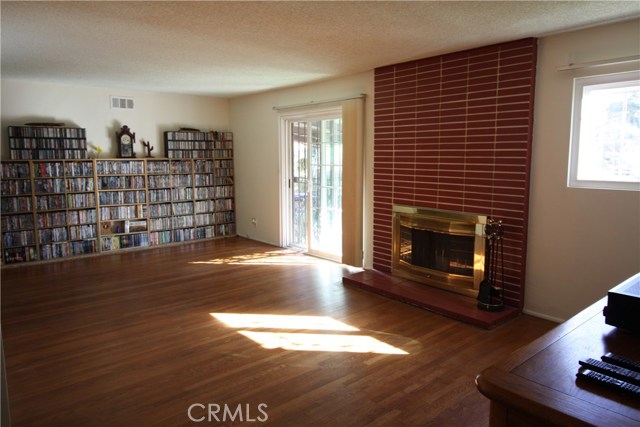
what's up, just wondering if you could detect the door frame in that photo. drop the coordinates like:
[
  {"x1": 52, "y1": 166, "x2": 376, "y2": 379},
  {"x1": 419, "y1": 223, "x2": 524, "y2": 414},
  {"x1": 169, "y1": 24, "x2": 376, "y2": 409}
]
[{"x1": 278, "y1": 105, "x2": 343, "y2": 252}]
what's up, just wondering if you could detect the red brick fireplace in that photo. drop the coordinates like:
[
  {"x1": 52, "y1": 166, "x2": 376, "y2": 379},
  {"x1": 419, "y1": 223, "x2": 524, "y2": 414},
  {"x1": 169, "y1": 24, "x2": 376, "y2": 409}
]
[{"x1": 347, "y1": 38, "x2": 537, "y2": 325}]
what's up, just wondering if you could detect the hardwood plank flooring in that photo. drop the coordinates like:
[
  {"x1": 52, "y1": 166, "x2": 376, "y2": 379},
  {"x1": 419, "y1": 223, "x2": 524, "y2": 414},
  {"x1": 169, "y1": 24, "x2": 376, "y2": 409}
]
[{"x1": 1, "y1": 237, "x2": 556, "y2": 426}]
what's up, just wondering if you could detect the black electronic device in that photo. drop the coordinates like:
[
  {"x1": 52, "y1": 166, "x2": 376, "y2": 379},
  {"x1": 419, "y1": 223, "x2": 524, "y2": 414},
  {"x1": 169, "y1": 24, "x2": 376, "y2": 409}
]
[{"x1": 603, "y1": 273, "x2": 640, "y2": 333}]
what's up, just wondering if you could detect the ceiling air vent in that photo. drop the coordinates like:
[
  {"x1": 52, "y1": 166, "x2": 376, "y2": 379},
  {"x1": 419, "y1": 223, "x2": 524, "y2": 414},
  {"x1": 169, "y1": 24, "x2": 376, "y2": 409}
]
[{"x1": 110, "y1": 96, "x2": 134, "y2": 110}]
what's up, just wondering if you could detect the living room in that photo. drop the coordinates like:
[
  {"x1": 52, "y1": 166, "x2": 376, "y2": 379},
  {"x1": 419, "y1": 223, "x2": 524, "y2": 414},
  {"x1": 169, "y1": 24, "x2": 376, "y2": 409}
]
[{"x1": 1, "y1": 2, "x2": 639, "y2": 426}]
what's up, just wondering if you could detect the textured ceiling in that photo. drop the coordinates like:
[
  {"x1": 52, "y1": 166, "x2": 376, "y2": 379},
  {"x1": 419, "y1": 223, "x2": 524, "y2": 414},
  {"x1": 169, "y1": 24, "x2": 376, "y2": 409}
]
[{"x1": 2, "y1": 1, "x2": 639, "y2": 97}]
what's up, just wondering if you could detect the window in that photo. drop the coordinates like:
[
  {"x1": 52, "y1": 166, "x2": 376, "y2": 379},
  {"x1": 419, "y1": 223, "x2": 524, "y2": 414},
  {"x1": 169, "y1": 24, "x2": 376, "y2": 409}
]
[{"x1": 568, "y1": 71, "x2": 640, "y2": 190}]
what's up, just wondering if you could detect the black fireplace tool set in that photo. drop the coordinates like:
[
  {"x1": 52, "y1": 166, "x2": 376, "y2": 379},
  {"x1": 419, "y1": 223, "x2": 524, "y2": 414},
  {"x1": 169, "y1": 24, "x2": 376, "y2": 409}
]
[{"x1": 477, "y1": 219, "x2": 505, "y2": 312}]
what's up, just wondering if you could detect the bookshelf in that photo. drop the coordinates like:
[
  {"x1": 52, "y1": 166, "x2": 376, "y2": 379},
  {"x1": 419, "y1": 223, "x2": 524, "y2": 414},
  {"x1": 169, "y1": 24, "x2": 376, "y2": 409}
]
[
  {"x1": 65, "y1": 161, "x2": 98, "y2": 257},
  {"x1": 194, "y1": 159, "x2": 216, "y2": 240},
  {"x1": 164, "y1": 130, "x2": 233, "y2": 159},
  {"x1": 8, "y1": 125, "x2": 88, "y2": 160},
  {"x1": 213, "y1": 132, "x2": 235, "y2": 236},
  {"x1": 1, "y1": 162, "x2": 37, "y2": 263},
  {"x1": 97, "y1": 160, "x2": 148, "y2": 252},
  {"x1": 35, "y1": 160, "x2": 98, "y2": 260},
  {"x1": 147, "y1": 159, "x2": 172, "y2": 245},
  {"x1": 170, "y1": 160, "x2": 195, "y2": 242},
  {"x1": 1, "y1": 156, "x2": 236, "y2": 265},
  {"x1": 165, "y1": 130, "x2": 215, "y2": 158}
]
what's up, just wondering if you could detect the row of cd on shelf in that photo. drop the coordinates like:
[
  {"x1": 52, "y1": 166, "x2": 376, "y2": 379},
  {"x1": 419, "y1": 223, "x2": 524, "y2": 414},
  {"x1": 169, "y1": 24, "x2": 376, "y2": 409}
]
[
  {"x1": 10, "y1": 150, "x2": 88, "y2": 160},
  {"x1": 1, "y1": 186, "x2": 236, "y2": 214},
  {"x1": 2, "y1": 176, "x2": 234, "y2": 197},
  {"x1": 2, "y1": 224, "x2": 98, "y2": 247},
  {"x1": 0, "y1": 210, "x2": 97, "y2": 230},
  {"x1": 3, "y1": 205, "x2": 235, "y2": 240},
  {"x1": 165, "y1": 139, "x2": 232, "y2": 153},
  {"x1": 1, "y1": 197, "x2": 234, "y2": 233},
  {"x1": 1, "y1": 159, "x2": 233, "y2": 179},
  {"x1": 8, "y1": 126, "x2": 87, "y2": 138},
  {"x1": 9, "y1": 138, "x2": 87, "y2": 149},
  {"x1": 3, "y1": 223, "x2": 237, "y2": 263},
  {"x1": 3, "y1": 208, "x2": 236, "y2": 248},
  {"x1": 164, "y1": 131, "x2": 233, "y2": 141}
]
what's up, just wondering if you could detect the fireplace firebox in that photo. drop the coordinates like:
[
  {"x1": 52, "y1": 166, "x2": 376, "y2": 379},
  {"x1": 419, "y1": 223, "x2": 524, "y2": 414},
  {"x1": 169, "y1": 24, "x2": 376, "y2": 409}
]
[{"x1": 392, "y1": 205, "x2": 487, "y2": 298}]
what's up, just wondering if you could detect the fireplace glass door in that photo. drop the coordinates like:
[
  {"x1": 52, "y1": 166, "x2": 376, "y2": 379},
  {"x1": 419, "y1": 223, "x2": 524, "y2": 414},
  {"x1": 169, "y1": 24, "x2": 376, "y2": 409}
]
[
  {"x1": 392, "y1": 206, "x2": 486, "y2": 297},
  {"x1": 399, "y1": 226, "x2": 475, "y2": 277}
]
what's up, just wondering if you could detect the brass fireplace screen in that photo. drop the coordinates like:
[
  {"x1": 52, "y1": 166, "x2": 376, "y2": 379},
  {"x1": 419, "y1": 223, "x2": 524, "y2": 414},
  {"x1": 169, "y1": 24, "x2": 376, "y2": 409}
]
[{"x1": 392, "y1": 205, "x2": 487, "y2": 298}]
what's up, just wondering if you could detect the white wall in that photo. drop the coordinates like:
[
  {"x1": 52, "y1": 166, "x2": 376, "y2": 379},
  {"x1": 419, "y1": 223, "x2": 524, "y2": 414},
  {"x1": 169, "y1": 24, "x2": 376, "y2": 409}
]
[
  {"x1": 525, "y1": 18, "x2": 640, "y2": 321},
  {"x1": 1, "y1": 79, "x2": 229, "y2": 159},
  {"x1": 230, "y1": 72, "x2": 374, "y2": 260}
]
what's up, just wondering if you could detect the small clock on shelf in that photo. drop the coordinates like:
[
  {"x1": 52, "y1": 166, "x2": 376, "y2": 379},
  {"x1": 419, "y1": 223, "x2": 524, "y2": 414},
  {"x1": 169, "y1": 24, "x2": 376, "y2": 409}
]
[{"x1": 116, "y1": 125, "x2": 136, "y2": 158}]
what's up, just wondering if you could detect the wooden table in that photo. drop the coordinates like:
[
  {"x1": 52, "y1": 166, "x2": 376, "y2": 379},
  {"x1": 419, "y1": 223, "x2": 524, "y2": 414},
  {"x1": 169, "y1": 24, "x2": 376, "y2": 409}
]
[{"x1": 476, "y1": 296, "x2": 640, "y2": 426}]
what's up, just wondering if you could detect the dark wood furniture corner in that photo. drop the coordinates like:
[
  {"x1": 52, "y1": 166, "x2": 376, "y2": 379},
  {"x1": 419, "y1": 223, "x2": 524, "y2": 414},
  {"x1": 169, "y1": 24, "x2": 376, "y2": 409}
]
[{"x1": 476, "y1": 294, "x2": 640, "y2": 426}]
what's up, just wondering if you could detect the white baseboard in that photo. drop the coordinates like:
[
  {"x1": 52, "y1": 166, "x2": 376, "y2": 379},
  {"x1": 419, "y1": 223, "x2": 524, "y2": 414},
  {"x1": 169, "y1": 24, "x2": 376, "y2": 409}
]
[
  {"x1": 522, "y1": 308, "x2": 565, "y2": 324},
  {"x1": 240, "y1": 234, "x2": 282, "y2": 248}
]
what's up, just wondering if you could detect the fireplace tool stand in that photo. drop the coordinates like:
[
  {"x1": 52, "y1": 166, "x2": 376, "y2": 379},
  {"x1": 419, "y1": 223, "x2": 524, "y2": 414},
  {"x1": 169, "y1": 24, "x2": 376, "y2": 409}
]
[{"x1": 477, "y1": 219, "x2": 505, "y2": 312}]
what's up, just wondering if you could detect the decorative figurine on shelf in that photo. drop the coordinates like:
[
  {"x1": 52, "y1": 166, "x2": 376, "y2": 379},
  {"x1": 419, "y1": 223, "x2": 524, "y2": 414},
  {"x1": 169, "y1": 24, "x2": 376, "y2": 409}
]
[
  {"x1": 141, "y1": 139, "x2": 154, "y2": 158},
  {"x1": 116, "y1": 125, "x2": 136, "y2": 158},
  {"x1": 89, "y1": 144, "x2": 103, "y2": 159}
]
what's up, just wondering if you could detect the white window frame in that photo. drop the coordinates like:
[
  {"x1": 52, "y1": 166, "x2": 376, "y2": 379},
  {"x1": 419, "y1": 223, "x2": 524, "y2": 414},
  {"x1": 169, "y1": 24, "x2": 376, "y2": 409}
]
[{"x1": 568, "y1": 70, "x2": 640, "y2": 191}]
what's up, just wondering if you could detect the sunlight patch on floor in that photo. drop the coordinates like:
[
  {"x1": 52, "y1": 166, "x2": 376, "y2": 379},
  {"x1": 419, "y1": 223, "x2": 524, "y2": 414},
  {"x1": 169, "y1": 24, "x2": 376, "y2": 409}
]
[
  {"x1": 210, "y1": 313, "x2": 409, "y2": 355},
  {"x1": 190, "y1": 249, "x2": 332, "y2": 266},
  {"x1": 238, "y1": 331, "x2": 408, "y2": 355},
  {"x1": 212, "y1": 313, "x2": 358, "y2": 331}
]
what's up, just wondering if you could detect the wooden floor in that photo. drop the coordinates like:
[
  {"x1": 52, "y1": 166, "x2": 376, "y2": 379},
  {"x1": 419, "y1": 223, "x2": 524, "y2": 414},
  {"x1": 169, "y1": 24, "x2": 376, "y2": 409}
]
[{"x1": 1, "y1": 237, "x2": 556, "y2": 427}]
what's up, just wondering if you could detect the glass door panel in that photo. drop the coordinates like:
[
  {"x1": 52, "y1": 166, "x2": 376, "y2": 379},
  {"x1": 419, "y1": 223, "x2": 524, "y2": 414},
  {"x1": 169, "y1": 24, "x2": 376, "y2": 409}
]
[
  {"x1": 290, "y1": 117, "x2": 342, "y2": 260},
  {"x1": 310, "y1": 119, "x2": 342, "y2": 258},
  {"x1": 291, "y1": 121, "x2": 308, "y2": 249}
]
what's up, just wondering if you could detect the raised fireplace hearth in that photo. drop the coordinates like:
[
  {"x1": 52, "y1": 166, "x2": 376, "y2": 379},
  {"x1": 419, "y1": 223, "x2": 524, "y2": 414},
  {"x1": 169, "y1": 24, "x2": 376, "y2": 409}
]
[
  {"x1": 392, "y1": 205, "x2": 487, "y2": 298},
  {"x1": 342, "y1": 270, "x2": 519, "y2": 329}
]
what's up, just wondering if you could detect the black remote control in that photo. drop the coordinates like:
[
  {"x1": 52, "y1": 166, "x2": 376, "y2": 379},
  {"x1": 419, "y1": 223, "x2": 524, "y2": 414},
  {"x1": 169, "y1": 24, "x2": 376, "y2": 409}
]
[
  {"x1": 579, "y1": 358, "x2": 640, "y2": 386},
  {"x1": 577, "y1": 368, "x2": 640, "y2": 397},
  {"x1": 601, "y1": 352, "x2": 640, "y2": 372}
]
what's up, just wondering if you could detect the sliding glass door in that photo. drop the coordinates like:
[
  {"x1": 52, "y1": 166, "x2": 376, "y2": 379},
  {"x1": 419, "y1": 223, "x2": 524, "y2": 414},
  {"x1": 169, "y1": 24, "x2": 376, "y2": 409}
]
[{"x1": 289, "y1": 116, "x2": 342, "y2": 260}]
